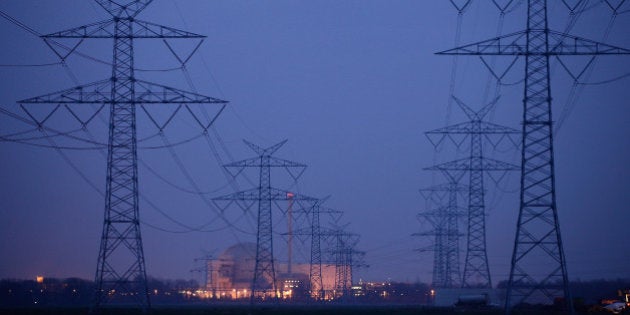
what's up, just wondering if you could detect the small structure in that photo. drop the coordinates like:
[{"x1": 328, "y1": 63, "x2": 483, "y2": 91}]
[{"x1": 433, "y1": 288, "x2": 502, "y2": 308}]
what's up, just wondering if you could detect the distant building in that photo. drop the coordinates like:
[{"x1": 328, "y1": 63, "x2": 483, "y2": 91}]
[
  {"x1": 206, "y1": 243, "x2": 337, "y2": 300},
  {"x1": 433, "y1": 288, "x2": 503, "y2": 307}
]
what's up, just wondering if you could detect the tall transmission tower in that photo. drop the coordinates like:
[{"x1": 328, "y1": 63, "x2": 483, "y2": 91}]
[
  {"x1": 326, "y1": 229, "x2": 364, "y2": 300},
  {"x1": 438, "y1": 0, "x2": 630, "y2": 312},
  {"x1": 191, "y1": 254, "x2": 214, "y2": 292},
  {"x1": 286, "y1": 198, "x2": 343, "y2": 300},
  {"x1": 18, "y1": 1, "x2": 227, "y2": 311},
  {"x1": 308, "y1": 202, "x2": 343, "y2": 300},
  {"x1": 426, "y1": 97, "x2": 519, "y2": 288},
  {"x1": 416, "y1": 181, "x2": 466, "y2": 289},
  {"x1": 287, "y1": 192, "x2": 295, "y2": 276},
  {"x1": 308, "y1": 199, "x2": 325, "y2": 300},
  {"x1": 212, "y1": 140, "x2": 316, "y2": 302}
]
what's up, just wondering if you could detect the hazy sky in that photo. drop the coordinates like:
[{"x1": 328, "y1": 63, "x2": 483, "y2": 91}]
[{"x1": 0, "y1": 1, "x2": 629, "y2": 286}]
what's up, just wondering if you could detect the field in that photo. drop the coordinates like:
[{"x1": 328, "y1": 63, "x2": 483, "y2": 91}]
[{"x1": 0, "y1": 305, "x2": 611, "y2": 315}]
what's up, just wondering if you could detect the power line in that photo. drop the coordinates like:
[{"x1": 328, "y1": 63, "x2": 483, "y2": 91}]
[
  {"x1": 438, "y1": 1, "x2": 630, "y2": 313},
  {"x1": 0, "y1": 8, "x2": 187, "y2": 72},
  {"x1": 17, "y1": 2, "x2": 228, "y2": 311}
]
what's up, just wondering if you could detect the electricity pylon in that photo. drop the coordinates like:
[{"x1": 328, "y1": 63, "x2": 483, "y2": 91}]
[
  {"x1": 426, "y1": 97, "x2": 519, "y2": 288},
  {"x1": 325, "y1": 229, "x2": 364, "y2": 300},
  {"x1": 18, "y1": 1, "x2": 227, "y2": 312},
  {"x1": 285, "y1": 198, "x2": 343, "y2": 300},
  {"x1": 310, "y1": 203, "x2": 343, "y2": 300},
  {"x1": 416, "y1": 181, "x2": 467, "y2": 289},
  {"x1": 211, "y1": 140, "x2": 316, "y2": 303},
  {"x1": 191, "y1": 254, "x2": 214, "y2": 292},
  {"x1": 438, "y1": 0, "x2": 630, "y2": 312},
  {"x1": 308, "y1": 199, "x2": 325, "y2": 300}
]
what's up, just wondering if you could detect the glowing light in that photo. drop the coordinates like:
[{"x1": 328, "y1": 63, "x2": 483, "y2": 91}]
[{"x1": 36, "y1": 276, "x2": 44, "y2": 283}]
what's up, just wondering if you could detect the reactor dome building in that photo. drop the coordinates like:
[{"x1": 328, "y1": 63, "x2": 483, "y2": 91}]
[{"x1": 206, "y1": 242, "x2": 337, "y2": 300}]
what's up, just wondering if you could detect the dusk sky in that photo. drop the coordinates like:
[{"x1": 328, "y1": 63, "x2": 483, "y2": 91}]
[{"x1": 0, "y1": 1, "x2": 629, "y2": 286}]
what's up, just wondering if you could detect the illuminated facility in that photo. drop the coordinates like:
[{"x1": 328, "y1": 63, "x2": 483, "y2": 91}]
[{"x1": 204, "y1": 243, "x2": 337, "y2": 300}]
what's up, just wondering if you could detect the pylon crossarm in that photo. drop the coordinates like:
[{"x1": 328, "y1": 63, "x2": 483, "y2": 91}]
[
  {"x1": 425, "y1": 158, "x2": 468, "y2": 172},
  {"x1": 291, "y1": 202, "x2": 339, "y2": 216},
  {"x1": 270, "y1": 188, "x2": 317, "y2": 201},
  {"x1": 43, "y1": 19, "x2": 116, "y2": 38},
  {"x1": 437, "y1": 29, "x2": 630, "y2": 56},
  {"x1": 479, "y1": 157, "x2": 519, "y2": 171},
  {"x1": 479, "y1": 121, "x2": 520, "y2": 134},
  {"x1": 547, "y1": 30, "x2": 630, "y2": 55},
  {"x1": 212, "y1": 187, "x2": 317, "y2": 202},
  {"x1": 319, "y1": 206, "x2": 343, "y2": 216},
  {"x1": 212, "y1": 188, "x2": 260, "y2": 201},
  {"x1": 134, "y1": 80, "x2": 227, "y2": 103},
  {"x1": 426, "y1": 122, "x2": 475, "y2": 134},
  {"x1": 19, "y1": 80, "x2": 111, "y2": 104},
  {"x1": 437, "y1": 31, "x2": 528, "y2": 55},
  {"x1": 19, "y1": 79, "x2": 227, "y2": 105},
  {"x1": 131, "y1": 19, "x2": 205, "y2": 38},
  {"x1": 43, "y1": 19, "x2": 204, "y2": 39},
  {"x1": 318, "y1": 206, "x2": 344, "y2": 224},
  {"x1": 223, "y1": 156, "x2": 307, "y2": 168},
  {"x1": 427, "y1": 157, "x2": 518, "y2": 171},
  {"x1": 427, "y1": 121, "x2": 520, "y2": 135}
]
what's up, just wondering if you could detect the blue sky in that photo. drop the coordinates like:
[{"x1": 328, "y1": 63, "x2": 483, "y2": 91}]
[{"x1": 0, "y1": 1, "x2": 629, "y2": 285}]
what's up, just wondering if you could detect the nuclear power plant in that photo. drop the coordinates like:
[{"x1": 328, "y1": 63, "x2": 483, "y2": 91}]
[
  {"x1": 0, "y1": 1, "x2": 628, "y2": 314},
  {"x1": 204, "y1": 243, "x2": 337, "y2": 300}
]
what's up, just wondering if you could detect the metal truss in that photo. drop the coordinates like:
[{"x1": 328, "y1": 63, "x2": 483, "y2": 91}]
[
  {"x1": 305, "y1": 201, "x2": 344, "y2": 300},
  {"x1": 19, "y1": 79, "x2": 226, "y2": 104},
  {"x1": 308, "y1": 200, "x2": 325, "y2": 300},
  {"x1": 44, "y1": 19, "x2": 205, "y2": 39},
  {"x1": 18, "y1": 1, "x2": 227, "y2": 312},
  {"x1": 426, "y1": 98, "x2": 518, "y2": 289},
  {"x1": 438, "y1": 30, "x2": 630, "y2": 56},
  {"x1": 416, "y1": 182, "x2": 467, "y2": 289},
  {"x1": 211, "y1": 140, "x2": 315, "y2": 303},
  {"x1": 437, "y1": 0, "x2": 630, "y2": 312},
  {"x1": 325, "y1": 229, "x2": 364, "y2": 300},
  {"x1": 287, "y1": 200, "x2": 343, "y2": 300}
]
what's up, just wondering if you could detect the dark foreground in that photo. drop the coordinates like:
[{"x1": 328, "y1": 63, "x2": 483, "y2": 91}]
[{"x1": 0, "y1": 305, "x2": 619, "y2": 315}]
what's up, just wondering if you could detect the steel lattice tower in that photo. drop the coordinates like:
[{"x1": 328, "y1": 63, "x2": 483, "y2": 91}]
[
  {"x1": 191, "y1": 254, "x2": 214, "y2": 292},
  {"x1": 212, "y1": 140, "x2": 315, "y2": 302},
  {"x1": 19, "y1": 1, "x2": 227, "y2": 311},
  {"x1": 332, "y1": 231, "x2": 352, "y2": 299},
  {"x1": 326, "y1": 229, "x2": 363, "y2": 300},
  {"x1": 416, "y1": 181, "x2": 466, "y2": 289},
  {"x1": 287, "y1": 199, "x2": 342, "y2": 300},
  {"x1": 307, "y1": 201, "x2": 342, "y2": 300},
  {"x1": 309, "y1": 200, "x2": 324, "y2": 299},
  {"x1": 438, "y1": 0, "x2": 630, "y2": 312},
  {"x1": 426, "y1": 97, "x2": 519, "y2": 288}
]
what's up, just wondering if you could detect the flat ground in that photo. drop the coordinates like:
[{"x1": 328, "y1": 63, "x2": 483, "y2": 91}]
[{"x1": 0, "y1": 305, "x2": 611, "y2": 315}]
